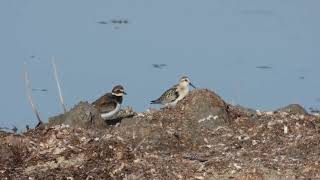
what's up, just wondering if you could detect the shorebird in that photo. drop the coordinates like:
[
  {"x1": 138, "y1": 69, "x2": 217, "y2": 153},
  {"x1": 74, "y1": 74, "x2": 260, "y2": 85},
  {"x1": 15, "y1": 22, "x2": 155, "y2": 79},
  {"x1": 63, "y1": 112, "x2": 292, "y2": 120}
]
[
  {"x1": 92, "y1": 85, "x2": 126, "y2": 120},
  {"x1": 151, "y1": 76, "x2": 196, "y2": 107}
]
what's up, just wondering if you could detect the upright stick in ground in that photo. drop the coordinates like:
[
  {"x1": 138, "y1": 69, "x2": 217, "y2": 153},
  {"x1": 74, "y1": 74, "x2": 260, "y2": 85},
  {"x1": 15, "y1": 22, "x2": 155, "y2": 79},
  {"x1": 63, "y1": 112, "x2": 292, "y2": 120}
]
[
  {"x1": 52, "y1": 57, "x2": 67, "y2": 113},
  {"x1": 24, "y1": 64, "x2": 43, "y2": 127}
]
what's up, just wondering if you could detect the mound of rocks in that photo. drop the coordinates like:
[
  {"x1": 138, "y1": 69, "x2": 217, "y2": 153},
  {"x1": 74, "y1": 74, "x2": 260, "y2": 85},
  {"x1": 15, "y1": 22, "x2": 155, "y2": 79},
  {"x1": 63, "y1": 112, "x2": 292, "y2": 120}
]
[
  {"x1": 108, "y1": 89, "x2": 230, "y2": 151},
  {"x1": 1, "y1": 89, "x2": 320, "y2": 179},
  {"x1": 33, "y1": 89, "x2": 232, "y2": 165}
]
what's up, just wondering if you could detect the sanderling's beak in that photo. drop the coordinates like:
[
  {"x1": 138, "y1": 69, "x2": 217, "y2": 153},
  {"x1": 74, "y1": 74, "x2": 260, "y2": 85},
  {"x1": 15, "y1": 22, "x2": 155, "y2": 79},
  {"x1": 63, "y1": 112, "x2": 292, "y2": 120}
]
[{"x1": 190, "y1": 83, "x2": 196, "y2": 89}]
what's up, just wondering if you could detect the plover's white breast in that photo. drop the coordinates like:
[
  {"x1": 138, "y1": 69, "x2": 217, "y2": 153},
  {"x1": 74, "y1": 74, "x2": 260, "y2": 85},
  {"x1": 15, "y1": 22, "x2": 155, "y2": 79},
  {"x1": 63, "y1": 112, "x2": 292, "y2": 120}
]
[{"x1": 101, "y1": 103, "x2": 121, "y2": 120}]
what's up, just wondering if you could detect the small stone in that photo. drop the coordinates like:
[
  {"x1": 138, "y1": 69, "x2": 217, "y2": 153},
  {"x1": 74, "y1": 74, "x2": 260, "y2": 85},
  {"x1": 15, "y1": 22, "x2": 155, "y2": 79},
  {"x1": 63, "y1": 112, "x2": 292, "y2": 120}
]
[
  {"x1": 176, "y1": 174, "x2": 183, "y2": 179},
  {"x1": 256, "y1": 110, "x2": 262, "y2": 116},
  {"x1": 284, "y1": 125, "x2": 288, "y2": 134},
  {"x1": 234, "y1": 163, "x2": 242, "y2": 169},
  {"x1": 195, "y1": 176, "x2": 204, "y2": 180},
  {"x1": 136, "y1": 113, "x2": 145, "y2": 117},
  {"x1": 150, "y1": 168, "x2": 156, "y2": 173},
  {"x1": 252, "y1": 140, "x2": 258, "y2": 146},
  {"x1": 116, "y1": 136, "x2": 124, "y2": 141},
  {"x1": 265, "y1": 111, "x2": 274, "y2": 115},
  {"x1": 53, "y1": 147, "x2": 66, "y2": 155},
  {"x1": 104, "y1": 134, "x2": 113, "y2": 139},
  {"x1": 296, "y1": 134, "x2": 302, "y2": 140}
]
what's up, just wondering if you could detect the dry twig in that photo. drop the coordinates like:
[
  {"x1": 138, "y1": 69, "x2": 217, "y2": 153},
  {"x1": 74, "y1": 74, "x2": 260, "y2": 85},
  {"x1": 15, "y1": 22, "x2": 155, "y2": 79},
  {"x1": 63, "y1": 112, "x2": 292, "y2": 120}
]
[
  {"x1": 52, "y1": 57, "x2": 67, "y2": 113},
  {"x1": 24, "y1": 64, "x2": 43, "y2": 126}
]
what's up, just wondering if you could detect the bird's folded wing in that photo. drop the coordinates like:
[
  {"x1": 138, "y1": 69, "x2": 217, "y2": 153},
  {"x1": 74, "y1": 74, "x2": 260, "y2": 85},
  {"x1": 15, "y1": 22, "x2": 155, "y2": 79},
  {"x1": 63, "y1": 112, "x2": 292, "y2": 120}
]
[
  {"x1": 99, "y1": 102, "x2": 118, "y2": 113},
  {"x1": 93, "y1": 94, "x2": 118, "y2": 113},
  {"x1": 159, "y1": 87, "x2": 179, "y2": 104}
]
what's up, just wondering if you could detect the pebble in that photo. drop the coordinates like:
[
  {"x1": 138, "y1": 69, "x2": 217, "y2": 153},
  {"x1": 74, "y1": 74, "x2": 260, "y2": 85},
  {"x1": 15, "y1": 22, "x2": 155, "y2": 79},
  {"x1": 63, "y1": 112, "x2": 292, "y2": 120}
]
[
  {"x1": 195, "y1": 176, "x2": 204, "y2": 180},
  {"x1": 284, "y1": 125, "x2": 288, "y2": 134},
  {"x1": 256, "y1": 110, "x2": 262, "y2": 116},
  {"x1": 252, "y1": 140, "x2": 258, "y2": 146},
  {"x1": 234, "y1": 163, "x2": 242, "y2": 169},
  {"x1": 265, "y1": 111, "x2": 274, "y2": 115}
]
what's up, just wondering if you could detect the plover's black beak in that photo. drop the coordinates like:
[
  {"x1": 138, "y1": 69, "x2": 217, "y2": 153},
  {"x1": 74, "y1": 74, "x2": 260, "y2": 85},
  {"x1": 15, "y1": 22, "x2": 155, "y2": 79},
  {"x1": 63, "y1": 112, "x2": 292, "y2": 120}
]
[
  {"x1": 190, "y1": 83, "x2": 196, "y2": 89},
  {"x1": 123, "y1": 92, "x2": 127, "y2": 95}
]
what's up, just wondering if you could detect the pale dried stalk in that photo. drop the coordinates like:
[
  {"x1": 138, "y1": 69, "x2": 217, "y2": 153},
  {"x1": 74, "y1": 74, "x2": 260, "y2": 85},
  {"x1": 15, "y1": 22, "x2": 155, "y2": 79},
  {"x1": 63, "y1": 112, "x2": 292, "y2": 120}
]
[
  {"x1": 24, "y1": 65, "x2": 42, "y2": 124},
  {"x1": 52, "y1": 57, "x2": 67, "y2": 113}
]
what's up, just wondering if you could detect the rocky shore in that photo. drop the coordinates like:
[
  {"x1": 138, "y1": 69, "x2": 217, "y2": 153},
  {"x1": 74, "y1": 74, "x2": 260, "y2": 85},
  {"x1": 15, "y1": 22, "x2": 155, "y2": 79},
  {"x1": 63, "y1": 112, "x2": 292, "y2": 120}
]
[{"x1": 1, "y1": 89, "x2": 319, "y2": 179}]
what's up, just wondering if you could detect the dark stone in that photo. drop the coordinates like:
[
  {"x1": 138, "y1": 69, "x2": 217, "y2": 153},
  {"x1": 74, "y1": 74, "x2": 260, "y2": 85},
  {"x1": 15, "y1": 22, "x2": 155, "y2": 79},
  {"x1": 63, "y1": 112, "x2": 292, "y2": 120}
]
[
  {"x1": 276, "y1": 104, "x2": 308, "y2": 115},
  {"x1": 48, "y1": 101, "x2": 106, "y2": 129},
  {"x1": 47, "y1": 102, "x2": 136, "y2": 129},
  {"x1": 227, "y1": 104, "x2": 257, "y2": 119}
]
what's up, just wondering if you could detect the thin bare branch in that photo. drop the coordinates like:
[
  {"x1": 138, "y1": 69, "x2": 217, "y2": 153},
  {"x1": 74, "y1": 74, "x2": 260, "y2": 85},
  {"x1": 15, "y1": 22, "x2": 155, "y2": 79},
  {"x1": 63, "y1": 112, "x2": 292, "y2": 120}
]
[
  {"x1": 24, "y1": 63, "x2": 42, "y2": 125},
  {"x1": 51, "y1": 57, "x2": 67, "y2": 113}
]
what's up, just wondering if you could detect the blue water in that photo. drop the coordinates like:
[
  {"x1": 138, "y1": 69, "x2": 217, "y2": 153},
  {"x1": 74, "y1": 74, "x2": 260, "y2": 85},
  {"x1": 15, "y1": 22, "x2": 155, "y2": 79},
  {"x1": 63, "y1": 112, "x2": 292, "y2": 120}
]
[{"x1": 1, "y1": 0, "x2": 320, "y2": 130}]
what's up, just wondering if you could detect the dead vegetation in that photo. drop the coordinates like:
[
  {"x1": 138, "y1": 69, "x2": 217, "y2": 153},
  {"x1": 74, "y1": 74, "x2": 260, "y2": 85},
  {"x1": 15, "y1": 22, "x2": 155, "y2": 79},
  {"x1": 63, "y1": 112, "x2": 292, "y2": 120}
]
[{"x1": 1, "y1": 89, "x2": 320, "y2": 179}]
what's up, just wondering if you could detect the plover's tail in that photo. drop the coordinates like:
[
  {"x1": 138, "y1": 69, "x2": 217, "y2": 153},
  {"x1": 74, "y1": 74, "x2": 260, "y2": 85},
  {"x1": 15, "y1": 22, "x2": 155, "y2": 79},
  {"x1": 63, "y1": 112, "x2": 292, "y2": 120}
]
[{"x1": 150, "y1": 99, "x2": 161, "y2": 104}]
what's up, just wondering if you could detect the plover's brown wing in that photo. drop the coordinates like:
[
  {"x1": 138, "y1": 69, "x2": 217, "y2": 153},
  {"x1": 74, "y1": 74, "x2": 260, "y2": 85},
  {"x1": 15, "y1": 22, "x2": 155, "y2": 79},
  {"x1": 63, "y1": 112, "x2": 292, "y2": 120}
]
[
  {"x1": 99, "y1": 102, "x2": 118, "y2": 113},
  {"x1": 93, "y1": 93, "x2": 118, "y2": 113}
]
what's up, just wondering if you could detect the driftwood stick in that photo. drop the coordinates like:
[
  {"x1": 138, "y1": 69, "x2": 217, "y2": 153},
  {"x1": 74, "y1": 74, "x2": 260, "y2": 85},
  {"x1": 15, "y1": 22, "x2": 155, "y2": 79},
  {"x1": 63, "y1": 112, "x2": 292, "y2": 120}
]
[
  {"x1": 24, "y1": 64, "x2": 42, "y2": 125},
  {"x1": 51, "y1": 57, "x2": 67, "y2": 113}
]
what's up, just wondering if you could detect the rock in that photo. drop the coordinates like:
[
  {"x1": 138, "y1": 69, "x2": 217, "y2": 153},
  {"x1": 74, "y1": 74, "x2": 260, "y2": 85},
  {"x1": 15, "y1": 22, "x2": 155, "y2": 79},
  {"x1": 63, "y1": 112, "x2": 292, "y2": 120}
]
[
  {"x1": 276, "y1": 104, "x2": 308, "y2": 115},
  {"x1": 47, "y1": 102, "x2": 136, "y2": 129},
  {"x1": 227, "y1": 104, "x2": 257, "y2": 118},
  {"x1": 48, "y1": 101, "x2": 106, "y2": 129},
  {"x1": 175, "y1": 89, "x2": 229, "y2": 128},
  {"x1": 118, "y1": 89, "x2": 229, "y2": 151}
]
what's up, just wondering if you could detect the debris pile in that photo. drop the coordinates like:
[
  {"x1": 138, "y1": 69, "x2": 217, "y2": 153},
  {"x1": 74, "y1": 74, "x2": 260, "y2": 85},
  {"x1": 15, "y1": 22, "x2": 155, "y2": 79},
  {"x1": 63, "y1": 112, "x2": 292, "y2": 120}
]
[{"x1": 1, "y1": 89, "x2": 320, "y2": 179}]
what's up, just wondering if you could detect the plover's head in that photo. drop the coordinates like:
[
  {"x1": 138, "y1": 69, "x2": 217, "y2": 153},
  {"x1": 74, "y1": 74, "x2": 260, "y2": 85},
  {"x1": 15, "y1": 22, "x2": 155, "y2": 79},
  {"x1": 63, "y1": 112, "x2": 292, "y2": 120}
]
[
  {"x1": 112, "y1": 85, "x2": 127, "y2": 96},
  {"x1": 179, "y1": 76, "x2": 196, "y2": 89}
]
